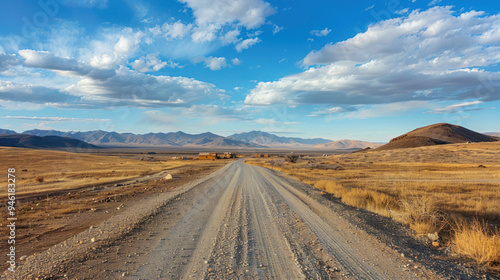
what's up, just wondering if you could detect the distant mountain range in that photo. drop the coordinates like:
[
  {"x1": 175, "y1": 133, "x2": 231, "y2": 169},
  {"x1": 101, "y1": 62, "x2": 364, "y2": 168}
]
[
  {"x1": 226, "y1": 131, "x2": 332, "y2": 147},
  {"x1": 376, "y1": 123, "x2": 498, "y2": 150},
  {"x1": 0, "y1": 128, "x2": 380, "y2": 150},
  {"x1": 0, "y1": 134, "x2": 99, "y2": 149},
  {"x1": 485, "y1": 132, "x2": 500, "y2": 138},
  {"x1": 313, "y1": 139, "x2": 383, "y2": 149},
  {"x1": 0, "y1": 128, "x2": 17, "y2": 135}
]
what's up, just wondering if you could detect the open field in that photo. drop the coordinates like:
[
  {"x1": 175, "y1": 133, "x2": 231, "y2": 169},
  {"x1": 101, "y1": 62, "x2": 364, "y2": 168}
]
[
  {"x1": 247, "y1": 141, "x2": 500, "y2": 268},
  {"x1": 0, "y1": 147, "x2": 232, "y2": 271},
  {"x1": 0, "y1": 147, "x2": 193, "y2": 197}
]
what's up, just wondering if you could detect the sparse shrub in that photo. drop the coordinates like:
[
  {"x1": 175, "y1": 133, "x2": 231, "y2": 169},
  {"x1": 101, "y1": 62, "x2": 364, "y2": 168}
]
[
  {"x1": 453, "y1": 219, "x2": 500, "y2": 266},
  {"x1": 269, "y1": 160, "x2": 284, "y2": 167},
  {"x1": 306, "y1": 163, "x2": 344, "y2": 170},
  {"x1": 401, "y1": 194, "x2": 444, "y2": 235},
  {"x1": 285, "y1": 154, "x2": 300, "y2": 163},
  {"x1": 35, "y1": 176, "x2": 44, "y2": 183}
]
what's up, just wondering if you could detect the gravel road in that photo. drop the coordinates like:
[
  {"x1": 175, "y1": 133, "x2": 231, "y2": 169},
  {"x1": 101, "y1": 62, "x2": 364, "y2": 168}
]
[{"x1": 7, "y1": 159, "x2": 487, "y2": 279}]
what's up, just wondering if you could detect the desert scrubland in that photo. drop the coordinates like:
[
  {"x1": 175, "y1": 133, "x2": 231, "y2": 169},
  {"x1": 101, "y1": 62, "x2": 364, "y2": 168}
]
[{"x1": 248, "y1": 142, "x2": 500, "y2": 269}]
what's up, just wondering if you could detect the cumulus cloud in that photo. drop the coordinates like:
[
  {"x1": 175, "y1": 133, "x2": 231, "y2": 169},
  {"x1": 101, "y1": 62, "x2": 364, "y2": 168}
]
[
  {"x1": 131, "y1": 53, "x2": 180, "y2": 72},
  {"x1": 236, "y1": 37, "x2": 261, "y2": 52},
  {"x1": 310, "y1": 28, "x2": 331, "y2": 37},
  {"x1": 246, "y1": 7, "x2": 500, "y2": 107},
  {"x1": 0, "y1": 53, "x2": 19, "y2": 71},
  {"x1": 7, "y1": 50, "x2": 226, "y2": 108},
  {"x1": 222, "y1": 29, "x2": 241, "y2": 45},
  {"x1": 231, "y1": 58, "x2": 242, "y2": 65},
  {"x1": 162, "y1": 21, "x2": 193, "y2": 40},
  {"x1": 65, "y1": 67, "x2": 226, "y2": 107},
  {"x1": 0, "y1": 81, "x2": 78, "y2": 104},
  {"x1": 191, "y1": 24, "x2": 219, "y2": 42},
  {"x1": 84, "y1": 27, "x2": 144, "y2": 69},
  {"x1": 19, "y1": 49, "x2": 115, "y2": 80},
  {"x1": 202, "y1": 56, "x2": 228, "y2": 70},
  {"x1": 179, "y1": 0, "x2": 275, "y2": 29}
]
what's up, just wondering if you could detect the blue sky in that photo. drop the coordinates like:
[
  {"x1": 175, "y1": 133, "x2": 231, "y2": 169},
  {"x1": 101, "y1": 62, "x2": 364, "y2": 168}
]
[{"x1": 1, "y1": 0, "x2": 499, "y2": 142}]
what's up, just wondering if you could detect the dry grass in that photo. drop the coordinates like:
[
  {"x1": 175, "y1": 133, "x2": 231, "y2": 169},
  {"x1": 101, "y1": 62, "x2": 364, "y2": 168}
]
[
  {"x1": 0, "y1": 147, "x2": 191, "y2": 197},
  {"x1": 453, "y1": 219, "x2": 500, "y2": 267},
  {"x1": 247, "y1": 141, "x2": 500, "y2": 268}
]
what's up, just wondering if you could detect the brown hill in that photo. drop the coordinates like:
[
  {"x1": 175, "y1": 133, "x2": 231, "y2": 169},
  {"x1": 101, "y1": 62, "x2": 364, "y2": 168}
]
[{"x1": 376, "y1": 123, "x2": 497, "y2": 150}]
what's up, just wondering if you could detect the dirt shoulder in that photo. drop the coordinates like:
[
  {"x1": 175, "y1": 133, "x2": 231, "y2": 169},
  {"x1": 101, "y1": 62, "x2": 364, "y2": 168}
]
[{"x1": 0, "y1": 153, "x2": 231, "y2": 272}]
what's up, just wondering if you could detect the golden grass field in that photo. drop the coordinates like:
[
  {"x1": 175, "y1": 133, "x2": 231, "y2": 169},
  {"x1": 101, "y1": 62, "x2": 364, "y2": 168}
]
[
  {"x1": 0, "y1": 147, "x2": 231, "y2": 270},
  {"x1": 248, "y1": 141, "x2": 500, "y2": 268},
  {"x1": 0, "y1": 147, "x2": 192, "y2": 197}
]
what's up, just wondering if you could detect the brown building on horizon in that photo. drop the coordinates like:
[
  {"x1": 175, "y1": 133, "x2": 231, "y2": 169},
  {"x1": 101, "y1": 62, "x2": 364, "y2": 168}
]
[{"x1": 198, "y1": 152, "x2": 217, "y2": 160}]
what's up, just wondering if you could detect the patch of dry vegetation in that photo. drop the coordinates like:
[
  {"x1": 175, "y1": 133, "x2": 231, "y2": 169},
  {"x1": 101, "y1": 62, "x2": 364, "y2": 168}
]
[
  {"x1": 248, "y1": 142, "x2": 500, "y2": 269},
  {"x1": 453, "y1": 219, "x2": 500, "y2": 267},
  {"x1": 0, "y1": 147, "x2": 189, "y2": 197}
]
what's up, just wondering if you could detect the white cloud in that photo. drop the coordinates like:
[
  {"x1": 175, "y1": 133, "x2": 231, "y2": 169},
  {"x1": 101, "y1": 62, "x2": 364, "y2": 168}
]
[
  {"x1": 162, "y1": 21, "x2": 193, "y2": 40},
  {"x1": 0, "y1": 53, "x2": 19, "y2": 71},
  {"x1": 0, "y1": 81, "x2": 77, "y2": 104},
  {"x1": 19, "y1": 49, "x2": 115, "y2": 80},
  {"x1": 426, "y1": 101, "x2": 483, "y2": 113},
  {"x1": 308, "y1": 107, "x2": 346, "y2": 117},
  {"x1": 273, "y1": 25, "x2": 284, "y2": 35},
  {"x1": 428, "y1": 0, "x2": 442, "y2": 6},
  {"x1": 114, "y1": 33, "x2": 143, "y2": 54},
  {"x1": 364, "y1": 5, "x2": 375, "y2": 11},
  {"x1": 232, "y1": 58, "x2": 242, "y2": 65},
  {"x1": 246, "y1": 7, "x2": 500, "y2": 108},
  {"x1": 235, "y1": 37, "x2": 261, "y2": 52},
  {"x1": 248, "y1": 30, "x2": 263, "y2": 37},
  {"x1": 7, "y1": 50, "x2": 226, "y2": 108},
  {"x1": 310, "y1": 28, "x2": 331, "y2": 37},
  {"x1": 131, "y1": 53, "x2": 180, "y2": 73},
  {"x1": 202, "y1": 56, "x2": 228, "y2": 70},
  {"x1": 64, "y1": 67, "x2": 226, "y2": 107},
  {"x1": 396, "y1": 8, "x2": 409, "y2": 15},
  {"x1": 191, "y1": 24, "x2": 218, "y2": 42},
  {"x1": 222, "y1": 29, "x2": 241, "y2": 45},
  {"x1": 179, "y1": 0, "x2": 275, "y2": 29},
  {"x1": 85, "y1": 27, "x2": 144, "y2": 69}
]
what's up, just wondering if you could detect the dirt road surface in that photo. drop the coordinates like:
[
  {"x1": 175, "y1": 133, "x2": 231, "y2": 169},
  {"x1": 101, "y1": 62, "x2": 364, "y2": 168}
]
[{"x1": 8, "y1": 160, "x2": 487, "y2": 279}]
